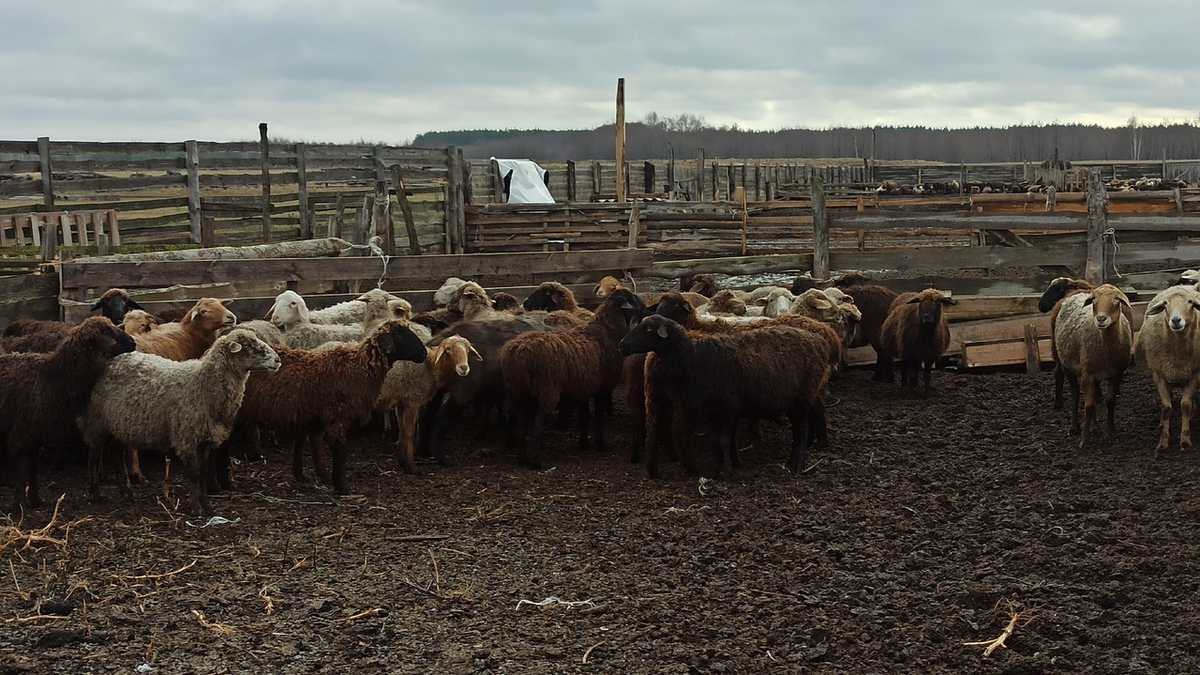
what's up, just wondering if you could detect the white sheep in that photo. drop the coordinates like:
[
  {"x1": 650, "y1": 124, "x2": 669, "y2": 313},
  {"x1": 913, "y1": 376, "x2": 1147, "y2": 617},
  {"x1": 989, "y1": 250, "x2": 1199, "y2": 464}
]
[
  {"x1": 266, "y1": 290, "x2": 365, "y2": 329},
  {"x1": 267, "y1": 290, "x2": 365, "y2": 349},
  {"x1": 1134, "y1": 285, "x2": 1200, "y2": 454},
  {"x1": 1053, "y1": 284, "x2": 1134, "y2": 448},
  {"x1": 433, "y1": 277, "x2": 468, "y2": 308},
  {"x1": 378, "y1": 334, "x2": 481, "y2": 474},
  {"x1": 81, "y1": 329, "x2": 281, "y2": 516}
]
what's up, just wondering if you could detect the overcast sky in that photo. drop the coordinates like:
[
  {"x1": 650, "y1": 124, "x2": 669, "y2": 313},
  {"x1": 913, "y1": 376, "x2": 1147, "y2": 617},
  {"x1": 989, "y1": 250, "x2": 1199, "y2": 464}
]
[{"x1": 3, "y1": 0, "x2": 1198, "y2": 144}]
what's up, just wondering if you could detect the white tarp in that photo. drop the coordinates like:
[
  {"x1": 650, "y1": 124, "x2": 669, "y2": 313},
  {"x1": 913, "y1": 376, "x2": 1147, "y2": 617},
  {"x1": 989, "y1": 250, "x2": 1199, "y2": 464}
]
[{"x1": 492, "y1": 158, "x2": 555, "y2": 204}]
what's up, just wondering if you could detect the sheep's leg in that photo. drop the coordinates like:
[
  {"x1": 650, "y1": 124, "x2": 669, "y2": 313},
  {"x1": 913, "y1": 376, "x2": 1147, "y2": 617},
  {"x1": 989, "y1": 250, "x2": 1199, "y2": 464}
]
[
  {"x1": 396, "y1": 405, "x2": 418, "y2": 475},
  {"x1": 1180, "y1": 379, "x2": 1198, "y2": 452},
  {"x1": 525, "y1": 405, "x2": 549, "y2": 470},
  {"x1": 807, "y1": 400, "x2": 829, "y2": 449},
  {"x1": 321, "y1": 431, "x2": 350, "y2": 495},
  {"x1": 1105, "y1": 375, "x2": 1123, "y2": 440},
  {"x1": 787, "y1": 402, "x2": 812, "y2": 474},
  {"x1": 922, "y1": 359, "x2": 933, "y2": 397},
  {"x1": 417, "y1": 392, "x2": 444, "y2": 458},
  {"x1": 430, "y1": 397, "x2": 464, "y2": 466},
  {"x1": 594, "y1": 392, "x2": 612, "y2": 453},
  {"x1": 10, "y1": 442, "x2": 41, "y2": 511},
  {"x1": 126, "y1": 447, "x2": 145, "y2": 485},
  {"x1": 670, "y1": 401, "x2": 700, "y2": 475},
  {"x1": 1066, "y1": 372, "x2": 1081, "y2": 436},
  {"x1": 577, "y1": 398, "x2": 591, "y2": 451},
  {"x1": 714, "y1": 421, "x2": 736, "y2": 482},
  {"x1": 1079, "y1": 374, "x2": 1097, "y2": 448},
  {"x1": 207, "y1": 440, "x2": 233, "y2": 494},
  {"x1": 1153, "y1": 375, "x2": 1175, "y2": 455},
  {"x1": 875, "y1": 351, "x2": 895, "y2": 383},
  {"x1": 87, "y1": 437, "x2": 110, "y2": 503},
  {"x1": 311, "y1": 431, "x2": 331, "y2": 484},
  {"x1": 643, "y1": 389, "x2": 667, "y2": 477},
  {"x1": 1052, "y1": 364, "x2": 1066, "y2": 410},
  {"x1": 182, "y1": 446, "x2": 210, "y2": 516},
  {"x1": 291, "y1": 434, "x2": 308, "y2": 483}
]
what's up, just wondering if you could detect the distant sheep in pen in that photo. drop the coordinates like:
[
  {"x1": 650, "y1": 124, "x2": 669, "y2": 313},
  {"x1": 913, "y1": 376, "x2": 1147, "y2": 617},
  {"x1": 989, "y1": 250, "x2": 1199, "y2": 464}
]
[
  {"x1": 82, "y1": 330, "x2": 280, "y2": 516},
  {"x1": 1039, "y1": 277, "x2": 1096, "y2": 409},
  {"x1": 878, "y1": 289, "x2": 954, "y2": 396},
  {"x1": 1134, "y1": 285, "x2": 1200, "y2": 455},
  {"x1": 1052, "y1": 284, "x2": 1134, "y2": 448}
]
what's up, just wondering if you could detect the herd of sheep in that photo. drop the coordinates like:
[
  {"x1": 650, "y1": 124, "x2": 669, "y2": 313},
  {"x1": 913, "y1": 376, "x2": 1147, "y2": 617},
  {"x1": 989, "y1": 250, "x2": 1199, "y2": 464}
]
[{"x1": 2, "y1": 266, "x2": 1199, "y2": 517}]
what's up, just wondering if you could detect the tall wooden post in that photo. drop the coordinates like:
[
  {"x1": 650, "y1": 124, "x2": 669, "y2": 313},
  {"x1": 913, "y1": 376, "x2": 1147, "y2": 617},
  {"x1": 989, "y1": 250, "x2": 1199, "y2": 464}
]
[
  {"x1": 390, "y1": 164, "x2": 420, "y2": 255},
  {"x1": 615, "y1": 78, "x2": 627, "y2": 203},
  {"x1": 37, "y1": 136, "x2": 54, "y2": 209},
  {"x1": 444, "y1": 146, "x2": 461, "y2": 253},
  {"x1": 566, "y1": 160, "x2": 577, "y2": 202},
  {"x1": 810, "y1": 175, "x2": 830, "y2": 281},
  {"x1": 627, "y1": 199, "x2": 640, "y2": 249},
  {"x1": 696, "y1": 149, "x2": 705, "y2": 201},
  {"x1": 490, "y1": 159, "x2": 505, "y2": 203},
  {"x1": 591, "y1": 161, "x2": 601, "y2": 200},
  {"x1": 185, "y1": 140, "x2": 202, "y2": 243},
  {"x1": 373, "y1": 179, "x2": 395, "y2": 255},
  {"x1": 1085, "y1": 172, "x2": 1109, "y2": 286},
  {"x1": 296, "y1": 143, "x2": 311, "y2": 239},
  {"x1": 667, "y1": 144, "x2": 675, "y2": 199},
  {"x1": 259, "y1": 123, "x2": 271, "y2": 242},
  {"x1": 643, "y1": 161, "x2": 655, "y2": 194}
]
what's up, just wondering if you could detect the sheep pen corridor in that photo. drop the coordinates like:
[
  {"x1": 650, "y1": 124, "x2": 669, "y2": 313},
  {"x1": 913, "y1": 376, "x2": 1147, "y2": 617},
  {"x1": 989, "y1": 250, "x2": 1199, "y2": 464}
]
[{"x1": 4, "y1": 366, "x2": 1200, "y2": 674}]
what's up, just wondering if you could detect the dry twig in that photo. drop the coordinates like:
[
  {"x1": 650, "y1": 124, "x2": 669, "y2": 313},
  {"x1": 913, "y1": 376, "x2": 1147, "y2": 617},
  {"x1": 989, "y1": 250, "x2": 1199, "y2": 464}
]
[
  {"x1": 110, "y1": 559, "x2": 197, "y2": 584},
  {"x1": 192, "y1": 610, "x2": 235, "y2": 636},
  {"x1": 1, "y1": 495, "x2": 89, "y2": 554},
  {"x1": 338, "y1": 607, "x2": 386, "y2": 622},
  {"x1": 2, "y1": 614, "x2": 68, "y2": 625},
  {"x1": 582, "y1": 641, "x2": 606, "y2": 664},
  {"x1": 963, "y1": 600, "x2": 1038, "y2": 657}
]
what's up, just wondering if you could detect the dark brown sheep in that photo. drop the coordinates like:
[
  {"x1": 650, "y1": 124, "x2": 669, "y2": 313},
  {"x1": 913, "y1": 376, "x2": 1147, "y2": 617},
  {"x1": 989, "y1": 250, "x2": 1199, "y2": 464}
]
[
  {"x1": 502, "y1": 289, "x2": 646, "y2": 469},
  {"x1": 879, "y1": 289, "x2": 954, "y2": 396},
  {"x1": 225, "y1": 320, "x2": 427, "y2": 495},
  {"x1": 1, "y1": 319, "x2": 74, "y2": 353},
  {"x1": 619, "y1": 315, "x2": 831, "y2": 480},
  {"x1": 1, "y1": 317, "x2": 135, "y2": 512},
  {"x1": 491, "y1": 291, "x2": 522, "y2": 313},
  {"x1": 839, "y1": 282, "x2": 900, "y2": 381},
  {"x1": 679, "y1": 273, "x2": 719, "y2": 297}
]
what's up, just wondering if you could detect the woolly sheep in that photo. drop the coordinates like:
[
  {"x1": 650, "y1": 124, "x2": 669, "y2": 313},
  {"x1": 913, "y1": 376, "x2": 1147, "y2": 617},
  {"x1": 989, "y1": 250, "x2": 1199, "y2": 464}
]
[
  {"x1": 502, "y1": 289, "x2": 646, "y2": 468},
  {"x1": 491, "y1": 291, "x2": 522, "y2": 313},
  {"x1": 878, "y1": 289, "x2": 954, "y2": 396},
  {"x1": 1, "y1": 317, "x2": 135, "y2": 512},
  {"x1": 458, "y1": 282, "x2": 510, "y2": 322},
  {"x1": 91, "y1": 287, "x2": 145, "y2": 325},
  {"x1": 134, "y1": 298, "x2": 237, "y2": 361},
  {"x1": 619, "y1": 314, "x2": 831, "y2": 480},
  {"x1": 82, "y1": 329, "x2": 281, "y2": 515},
  {"x1": 1135, "y1": 285, "x2": 1200, "y2": 453},
  {"x1": 266, "y1": 289, "x2": 366, "y2": 329},
  {"x1": 523, "y1": 281, "x2": 594, "y2": 319},
  {"x1": 121, "y1": 309, "x2": 160, "y2": 336},
  {"x1": 231, "y1": 319, "x2": 285, "y2": 346},
  {"x1": 228, "y1": 320, "x2": 427, "y2": 495},
  {"x1": 1052, "y1": 284, "x2": 1134, "y2": 447},
  {"x1": 1040, "y1": 277, "x2": 1095, "y2": 409},
  {"x1": 433, "y1": 277, "x2": 468, "y2": 308},
  {"x1": 836, "y1": 281, "x2": 899, "y2": 381},
  {"x1": 1, "y1": 319, "x2": 73, "y2": 353},
  {"x1": 378, "y1": 334, "x2": 481, "y2": 474},
  {"x1": 679, "y1": 274, "x2": 719, "y2": 297}
]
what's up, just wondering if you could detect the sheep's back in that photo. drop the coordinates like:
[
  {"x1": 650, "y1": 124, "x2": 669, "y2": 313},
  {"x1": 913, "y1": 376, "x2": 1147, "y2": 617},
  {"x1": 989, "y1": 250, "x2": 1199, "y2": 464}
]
[
  {"x1": 84, "y1": 353, "x2": 200, "y2": 448},
  {"x1": 502, "y1": 330, "x2": 619, "y2": 404}
]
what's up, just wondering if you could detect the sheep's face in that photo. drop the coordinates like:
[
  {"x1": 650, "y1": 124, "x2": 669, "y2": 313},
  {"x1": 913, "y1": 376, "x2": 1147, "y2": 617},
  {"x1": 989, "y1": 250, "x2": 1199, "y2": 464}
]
[
  {"x1": 267, "y1": 291, "x2": 308, "y2": 329},
  {"x1": 1083, "y1": 286, "x2": 1130, "y2": 331},
  {"x1": 376, "y1": 321, "x2": 428, "y2": 365},
  {"x1": 654, "y1": 292, "x2": 695, "y2": 325},
  {"x1": 620, "y1": 316, "x2": 672, "y2": 356},
  {"x1": 91, "y1": 288, "x2": 143, "y2": 325},
  {"x1": 1146, "y1": 289, "x2": 1200, "y2": 334},
  {"x1": 1038, "y1": 278, "x2": 1090, "y2": 313},
  {"x1": 491, "y1": 292, "x2": 520, "y2": 312},
  {"x1": 225, "y1": 330, "x2": 281, "y2": 372},
  {"x1": 906, "y1": 291, "x2": 955, "y2": 327},
  {"x1": 436, "y1": 336, "x2": 482, "y2": 377},
  {"x1": 121, "y1": 310, "x2": 159, "y2": 335},
  {"x1": 185, "y1": 298, "x2": 237, "y2": 331},
  {"x1": 82, "y1": 317, "x2": 137, "y2": 357},
  {"x1": 593, "y1": 276, "x2": 621, "y2": 299},
  {"x1": 523, "y1": 283, "x2": 571, "y2": 312}
]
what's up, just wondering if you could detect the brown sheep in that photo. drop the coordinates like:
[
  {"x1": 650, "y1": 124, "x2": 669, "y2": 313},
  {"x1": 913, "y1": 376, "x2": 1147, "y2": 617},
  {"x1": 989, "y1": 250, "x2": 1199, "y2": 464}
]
[
  {"x1": 1, "y1": 319, "x2": 74, "y2": 353},
  {"x1": 593, "y1": 275, "x2": 624, "y2": 300},
  {"x1": 225, "y1": 320, "x2": 427, "y2": 495},
  {"x1": 134, "y1": 298, "x2": 237, "y2": 361},
  {"x1": 879, "y1": 289, "x2": 955, "y2": 396},
  {"x1": 1053, "y1": 284, "x2": 1134, "y2": 448},
  {"x1": 502, "y1": 289, "x2": 646, "y2": 469},
  {"x1": 839, "y1": 282, "x2": 900, "y2": 381},
  {"x1": 491, "y1": 291, "x2": 522, "y2": 313},
  {"x1": 680, "y1": 273, "x2": 719, "y2": 297},
  {"x1": 1, "y1": 317, "x2": 136, "y2": 512},
  {"x1": 121, "y1": 309, "x2": 160, "y2": 336}
]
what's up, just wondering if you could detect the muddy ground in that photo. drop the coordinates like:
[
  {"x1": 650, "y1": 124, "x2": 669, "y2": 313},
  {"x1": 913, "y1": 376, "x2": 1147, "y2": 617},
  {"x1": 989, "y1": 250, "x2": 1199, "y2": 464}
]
[{"x1": 3, "y1": 364, "x2": 1200, "y2": 675}]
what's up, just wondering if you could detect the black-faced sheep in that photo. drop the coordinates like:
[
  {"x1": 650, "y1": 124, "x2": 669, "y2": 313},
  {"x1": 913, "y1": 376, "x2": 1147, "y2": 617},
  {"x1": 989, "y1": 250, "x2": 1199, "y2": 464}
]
[
  {"x1": 1135, "y1": 285, "x2": 1200, "y2": 454},
  {"x1": 619, "y1": 315, "x2": 831, "y2": 480},
  {"x1": 878, "y1": 289, "x2": 954, "y2": 396},
  {"x1": 522, "y1": 281, "x2": 595, "y2": 323},
  {"x1": 91, "y1": 287, "x2": 145, "y2": 325},
  {"x1": 134, "y1": 297, "x2": 237, "y2": 361},
  {"x1": 1040, "y1": 277, "x2": 1095, "y2": 409},
  {"x1": 81, "y1": 329, "x2": 281, "y2": 515},
  {"x1": 502, "y1": 289, "x2": 645, "y2": 469},
  {"x1": 1052, "y1": 284, "x2": 1134, "y2": 448},
  {"x1": 228, "y1": 320, "x2": 427, "y2": 495},
  {"x1": 1, "y1": 317, "x2": 136, "y2": 512}
]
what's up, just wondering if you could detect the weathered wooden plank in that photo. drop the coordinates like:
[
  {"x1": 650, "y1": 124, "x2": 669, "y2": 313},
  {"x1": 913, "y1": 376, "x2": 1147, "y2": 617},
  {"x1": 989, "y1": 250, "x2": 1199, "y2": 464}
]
[
  {"x1": 959, "y1": 336, "x2": 1053, "y2": 369},
  {"x1": 60, "y1": 248, "x2": 654, "y2": 289}
]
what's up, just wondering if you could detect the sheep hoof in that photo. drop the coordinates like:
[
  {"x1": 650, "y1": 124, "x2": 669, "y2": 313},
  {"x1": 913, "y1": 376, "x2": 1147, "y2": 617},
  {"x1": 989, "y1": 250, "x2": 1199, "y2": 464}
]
[{"x1": 1180, "y1": 439, "x2": 1192, "y2": 452}]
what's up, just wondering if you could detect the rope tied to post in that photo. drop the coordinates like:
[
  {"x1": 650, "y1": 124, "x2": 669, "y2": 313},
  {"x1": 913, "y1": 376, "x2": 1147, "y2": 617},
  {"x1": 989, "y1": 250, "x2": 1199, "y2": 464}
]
[
  {"x1": 1087, "y1": 227, "x2": 1122, "y2": 279},
  {"x1": 335, "y1": 235, "x2": 392, "y2": 289}
]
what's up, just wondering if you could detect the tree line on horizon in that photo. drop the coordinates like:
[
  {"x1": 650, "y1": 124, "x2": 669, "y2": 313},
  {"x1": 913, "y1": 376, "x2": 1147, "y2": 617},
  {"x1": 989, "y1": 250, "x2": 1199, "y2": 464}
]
[{"x1": 412, "y1": 115, "x2": 1200, "y2": 164}]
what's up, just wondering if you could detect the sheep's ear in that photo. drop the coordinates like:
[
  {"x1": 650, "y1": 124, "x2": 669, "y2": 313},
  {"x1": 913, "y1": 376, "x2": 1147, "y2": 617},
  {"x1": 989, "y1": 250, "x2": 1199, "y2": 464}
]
[
  {"x1": 940, "y1": 297, "x2": 957, "y2": 306},
  {"x1": 1147, "y1": 301, "x2": 1167, "y2": 316},
  {"x1": 90, "y1": 298, "x2": 104, "y2": 311},
  {"x1": 127, "y1": 298, "x2": 144, "y2": 311},
  {"x1": 592, "y1": 283, "x2": 602, "y2": 295},
  {"x1": 905, "y1": 296, "x2": 921, "y2": 305},
  {"x1": 429, "y1": 344, "x2": 447, "y2": 363},
  {"x1": 228, "y1": 340, "x2": 243, "y2": 353},
  {"x1": 220, "y1": 299, "x2": 233, "y2": 307},
  {"x1": 469, "y1": 346, "x2": 483, "y2": 361},
  {"x1": 1116, "y1": 295, "x2": 1131, "y2": 308},
  {"x1": 1083, "y1": 295, "x2": 1095, "y2": 307},
  {"x1": 1190, "y1": 299, "x2": 1200, "y2": 313},
  {"x1": 376, "y1": 331, "x2": 395, "y2": 352},
  {"x1": 656, "y1": 323, "x2": 669, "y2": 338},
  {"x1": 551, "y1": 291, "x2": 564, "y2": 304}
]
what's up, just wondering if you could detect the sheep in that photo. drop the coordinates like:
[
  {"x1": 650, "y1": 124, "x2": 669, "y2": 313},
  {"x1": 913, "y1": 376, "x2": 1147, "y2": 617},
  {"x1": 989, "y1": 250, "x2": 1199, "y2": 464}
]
[
  {"x1": 821, "y1": 287, "x2": 864, "y2": 349},
  {"x1": 121, "y1": 309, "x2": 160, "y2": 336},
  {"x1": 1173, "y1": 270, "x2": 1200, "y2": 287},
  {"x1": 418, "y1": 316, "x2": 555, "y2": 464},
  {"x1": 1135, "y1": 285, "x2": 1200, "y2": 454},
  {"x1": 634, "y1": 292, "x2": 842, "y2": 477},
  {"x1": 836, "y1": 281, "x2": 899, "y2": 381},
  {"x1": 277, "y1": 313, "x2": 365, "y2": 350},
  {"x1": 81, "y1": 329, "x2": 281, "y2": 516},
  {"x1": 593, "y1": 275, "x2": 624, "y2": 300},
  {"x1": 619, "y1": 315, "x2": 831, "y2": 480},
  {"x1": 501, "y1": 289, "x2": 646, "y2": 469},
  {"x1": 90, "y1": 287, "x2": 145, "y2": 325},
  {"x1": 790, "y1": 273, "x2": 822, "y2": 294},
  {"x1": 1052, "y1": 284, "x2": 1134, "y2": 448},
  {"x1": 700, "y1": 289, "x2": 748, "y2": 316},
  {"x1": 433, "y1": 277, "x2": 468, "y2": 308},
  {"x1": 266, "y1": 289, "x2": 366, "y2": 329},
  {"x1": 355, "y1": 290, "x2": 433, "y2": 344},
  {"x1": 457, "y1": 282, "x2": 509, "y2": 322},
  {"x1": 134, "y1": 297, "x2": 237, "y2": 361},
  {"x1": 227, "y1": 320, "x2": 428, "y2": 495},
  {"x1": 1, "y1": 319, "x2": 74, "y2": 353},
  {"x1": 491, "y1": 291, "x2": 522, "y2": 313},
  {"x1": 1, "y1": 317, "x2": 136, "y2": 512},
  {"x1": 231, "y1": 319, "x2": 285, "y2": 346},
  {"x1": 1040, "y1": 277, "x2": 1095, "y2": 409},
  {"x1": 377, "y1": 334, "x2": 481, "y2": 474},
  {"x1": 679, "y1": 273, "x2": 719, "y2": 297},
  {"x1": 878, "y1": 289, "x2": 955, "y2": 396},
  {"x1": 522, "y1": 281, "x2": 595, "y2": 321}
]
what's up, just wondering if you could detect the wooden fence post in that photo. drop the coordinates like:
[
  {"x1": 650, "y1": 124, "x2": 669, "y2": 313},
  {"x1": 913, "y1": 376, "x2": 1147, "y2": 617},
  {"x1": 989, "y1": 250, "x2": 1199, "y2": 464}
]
[
  {"x1": 296, "y1": 142, "x2": 311, "y2": 239},
  {"x1": 201, "y1": 216, "x2": 215, "y2": 248},
  {"x1": 373, "y1": 180, "x2": 395, "y2": 256},
  {"x1": 185, "y1": 140, "x2": 202, "y2": 243},
  {"x1": 566, "y1": 160, "x2": 576, "y2": 202},
  {"x1": 615, "y1": 78, "x2": 626, "y2": 203},
  {"x1": 491, "y1": 159, "x2": 505, "y2": 204},
  {"x1": 455, "y1": 147, "x2": 468, "y2": 253},
  {"x1": 1023, "y1": 323, "x2": 1041, "y2": 374},
  {"x1": 627, "y1": 199, "x2": 640, "y2": 249},
  {"x1": 40, "y1": 216, "x2": 57, "y2": 262},
  {"x1": 390, "y1": 164, "x2": 421, "y2": 255},
  {"x1": 444, "y1": 147, "x2": 460, "y2": 254},
  {"x1": 735, "y1": 187, "x2": 747, "y2": 256},
  {"x1": 667, "y1": 145, "x2": 675, "y2": 198},
  {"x1": 1085, "y1": 172, "x2": 1109, "y2": 286},
  {"x1": 96, "y1": 232, "x2": 110, "y2": 257},
  {"x1": 38, "y1": 136, "x2": 54, "y2": 209},
  {"x1": 696, "y1": 148, "x2": 705, "y2": 201},
  {"x1": 643, "y1": 161, "x2": 655, "y2": 195},
  {"x1": 258, "y1": 122, "x2": 271, "y2": 243},
  {"x1": 810, "y1": 175, "x2": 829, "y2": 281},
  {"x1": 591, "y1": 161, "x2": 601, "y2": 200}
]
